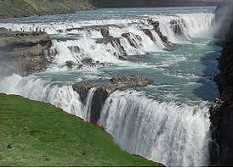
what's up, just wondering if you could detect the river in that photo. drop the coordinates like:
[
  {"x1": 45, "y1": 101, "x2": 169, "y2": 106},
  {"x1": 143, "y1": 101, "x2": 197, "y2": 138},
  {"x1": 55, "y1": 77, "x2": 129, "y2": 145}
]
[{"x1": 0, "y1": 6, "x2": 221, "y2": 166}]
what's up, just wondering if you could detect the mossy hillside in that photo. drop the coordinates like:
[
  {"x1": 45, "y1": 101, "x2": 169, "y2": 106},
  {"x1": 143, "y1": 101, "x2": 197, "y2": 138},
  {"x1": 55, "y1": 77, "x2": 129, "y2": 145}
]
[
  {"x1": 0, "y1": 0, "x2": 95, "y2": 18},
  {"x1": 0, "y1": 94, "x2": 160, "y2": 166}
]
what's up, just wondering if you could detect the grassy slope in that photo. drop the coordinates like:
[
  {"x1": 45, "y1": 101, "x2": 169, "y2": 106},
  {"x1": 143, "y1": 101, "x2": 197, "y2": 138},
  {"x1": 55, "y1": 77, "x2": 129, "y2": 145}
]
[
  {"x1": 0, "y1": 94, "x2": 159, "y2": 166},
  {"x1": 0, "y1": 0, "x2": 95, "y2": 18}
]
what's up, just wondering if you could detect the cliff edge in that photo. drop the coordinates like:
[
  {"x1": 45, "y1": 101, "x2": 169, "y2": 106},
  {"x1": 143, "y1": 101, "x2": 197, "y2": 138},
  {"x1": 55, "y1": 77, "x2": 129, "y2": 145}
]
[{"x1": 210, "y1": 1, "x2": 233, "y2": 166}]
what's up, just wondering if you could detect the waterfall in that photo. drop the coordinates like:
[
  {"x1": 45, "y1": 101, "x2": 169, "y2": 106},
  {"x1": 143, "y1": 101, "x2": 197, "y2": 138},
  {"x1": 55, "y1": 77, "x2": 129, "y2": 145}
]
[
  {"x1": 0, "y1": 74, "x2": 211, "y2": 166},
  {"x1": 98, "y1": 91, "x2": 210, "y2": 167},
  {"x1": 0, "y1": 13, "x2": 215, "y2": 67},
  {"x1": 0, "y1": 74, "x2": 210, "y2": 166},
  {"x1": 0, "y1": 8, "x2": 216, "y2": 167},
  {"x1": 0, "y1": 74, "x2": 85, "y2": 118},
  {"x1": 83, "y1": 87, "x2": 97, "y2": 121}
]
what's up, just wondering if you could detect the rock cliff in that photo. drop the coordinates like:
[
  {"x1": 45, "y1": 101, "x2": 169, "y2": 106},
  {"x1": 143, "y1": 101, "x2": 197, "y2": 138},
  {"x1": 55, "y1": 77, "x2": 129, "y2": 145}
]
[
  {"x1": 209, "y1": 1, "x2": 233, "y2": 166},
  {"x1": 0, "y1": 28, "x2": 54, "y2": 76}
]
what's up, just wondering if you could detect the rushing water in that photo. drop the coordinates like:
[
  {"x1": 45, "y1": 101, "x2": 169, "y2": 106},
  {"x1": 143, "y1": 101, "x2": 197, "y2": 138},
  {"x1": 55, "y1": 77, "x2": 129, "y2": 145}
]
[{"x1": 0, "y1": 7, "x2": 221, "y2": 166}]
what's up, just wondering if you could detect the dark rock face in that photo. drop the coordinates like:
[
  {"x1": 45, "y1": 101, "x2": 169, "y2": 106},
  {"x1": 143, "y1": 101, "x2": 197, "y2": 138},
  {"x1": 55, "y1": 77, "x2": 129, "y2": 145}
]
[
  {"x1": 68, "y1": 46, "x2": 80, "y2": 53},
  {"x1": 101, "y1": 27, "x2": 110, "y2": 37},
  {"x1": 210, "y1": 2, "x2": 233, "y2": 166},
  {"x1": 170, "y1": 19, "x2": 185, "y2": 35},
  {"x1": 145, "y1": 19, "x2": 176, "y2": 51},
  {"x1": 143, "y1": 29, "x2": 156, "y2": 42},
  {"x1": 72, "y1": 75, "x2": 153, "y2": 123},
  {"x1": 82, "y1": 58, "x2": 94, "y2": 65},
  {"x1": 90, "y1": 88, "x2": 109, "y2": 123},
  {"x1": 65, "y1": 61, "x2": 76, "y2": 68},
  {"x1": 0, "y1": 28, "x2": 54, "y2": 76},
  {"x1": 66, "y1": 24, "x2": 123, "y2": 33},
  {"x1": 121, "y1": 32, "x2": 141, "y2": 48},
  {"x1": 110, "y1": 38, "x2": 127, "y2": 58}
]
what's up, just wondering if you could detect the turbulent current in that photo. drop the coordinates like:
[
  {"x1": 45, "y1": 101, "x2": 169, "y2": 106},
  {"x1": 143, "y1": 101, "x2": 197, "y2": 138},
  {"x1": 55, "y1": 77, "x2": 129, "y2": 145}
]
[{"x1": 0, "y1": 7, "x2": 221, "y2": 166}]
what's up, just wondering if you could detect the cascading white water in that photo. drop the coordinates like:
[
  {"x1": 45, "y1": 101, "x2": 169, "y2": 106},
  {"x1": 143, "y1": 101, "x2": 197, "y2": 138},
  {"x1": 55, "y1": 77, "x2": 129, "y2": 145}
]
[
  {"x1": 98, "y1": 91, "x2": 210, "y2": 167},
  {"x1": 0, "y1": 74, "x2": 86, "y2": 119},
  {"x1": 0, "y1": 13, "x2": 214, "y2": 66},
  {"x1": 83, "y1": 87, "x2": 97, "y2": 121},
  {"x1": 0, "y1": 7, "x2": 217, "y2": 167},
  {"x1": 0, "y1": 74, "x2": 211, "y2": 166}
]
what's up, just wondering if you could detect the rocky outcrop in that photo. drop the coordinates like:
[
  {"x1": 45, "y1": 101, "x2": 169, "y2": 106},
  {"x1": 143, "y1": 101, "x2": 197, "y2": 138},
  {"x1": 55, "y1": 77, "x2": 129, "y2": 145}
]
[
  {"x1": 66, "y1": 24, "x2": 123, "y2": 33},
  {"x1": 96, "y1": 29, "x2": 127, "y2": 59},
  {"x1": 146, "y1": 19, "x2": 176, "y2": 51},
  {"x1": 121, "y1": 32, "x2": 142, "y2": 48},
  {"x1": 210, "y1": 2, "x2": 233, "y2": 166},
  {"x1": 72, "y1": 75, "x2": 153, "y2": 123},
  {"x1": 170, "y1": 19, "x2": 185, "y2": 35},
  {"x1": 0, "y1": 28, "x2": 54, "y2": 76}
]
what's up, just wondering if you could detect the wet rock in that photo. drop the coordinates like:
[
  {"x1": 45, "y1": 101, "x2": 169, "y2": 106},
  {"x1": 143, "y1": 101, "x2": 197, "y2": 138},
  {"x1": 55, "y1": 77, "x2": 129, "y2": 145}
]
[
  {"x1": 72, "y1": 75, "x2": 153, "y2": 123},
  {"x1": 121, "y1": 32, "x2": 140, "y2": 48},
  {"x1": 90, "y1": 87, "x2": 109, "y2": 123},
  {"x1": 0, "y1": 27, "x2": 8, "y2": 32},
  {"x1": 81, "y1": 57, "x2": 99, "y2": 67},
  {"x1": 82, "y1": 58, "x2": 94, "y2": 65},
  {"x1": 66, "y1": 24, "x2": 123, "y2": 33},
  {"x1": 101, "y1": 27, "x2": 110, "y2": 37},
  {"x1": 147, "y1": 18, "x2": 176, "y2": 50},
  {"x1": 73, "y1": 81, "x2": 95, "y2": 103},
  {"x1": 96, "y1": 32, "x2": 127, "y2": 59},
  {"x1": 68, "y1": 46, "x2": 80, "y2": 53},
  {"x1": 65, "y1": 61, "x2": 75, "y2": 68},
  {"x1": 170, "y1": 19, "x2": 185, "y2": 35},
  {"x1": 136, "y1": 35, "x2": 142, "y2": 41},
  {"x1": 110, "y1": 38, "x2": 127, "y2": 58},
  {"x1": 148, "y1": 19, "x2": 160, "y2": 31},
  {"x1": 0, "y1": 30, "x2": 54, "y2": 76},
  {"x1": 143, "y1": 29, "x2": 156, "y2": 42}
]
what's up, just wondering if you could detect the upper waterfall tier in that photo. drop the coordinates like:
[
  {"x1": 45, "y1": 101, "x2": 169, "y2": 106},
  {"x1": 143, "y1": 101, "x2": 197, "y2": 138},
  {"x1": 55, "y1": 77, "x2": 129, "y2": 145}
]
[{"x1": 0, "y1": 10, "x2": 215, "y2": 67}]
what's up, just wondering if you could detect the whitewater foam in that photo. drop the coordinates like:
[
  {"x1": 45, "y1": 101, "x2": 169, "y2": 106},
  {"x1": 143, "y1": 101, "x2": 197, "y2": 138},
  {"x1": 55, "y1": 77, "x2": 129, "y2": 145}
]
[
  {"x1": 0, "y1": 13, "x2": 215, "y2": 68},
  {"x1": 98, "y1": 90, "x2": 210, "y2": 167}
]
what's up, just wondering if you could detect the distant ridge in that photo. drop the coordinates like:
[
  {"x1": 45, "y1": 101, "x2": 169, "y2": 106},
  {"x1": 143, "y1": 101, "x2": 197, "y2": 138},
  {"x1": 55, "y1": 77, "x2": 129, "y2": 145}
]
[
  {"x1": 94, "y1": 0, "x2": 223, "y2": 7},
  {"x1": 0, "y1": 0, "x2": 95, "y2": 19}
]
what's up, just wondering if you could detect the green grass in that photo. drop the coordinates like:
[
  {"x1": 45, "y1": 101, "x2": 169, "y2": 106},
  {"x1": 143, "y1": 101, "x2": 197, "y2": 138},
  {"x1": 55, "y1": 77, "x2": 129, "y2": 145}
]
[{"x1": 0, "y1": 94, "x2": 159, "y2": 166}]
